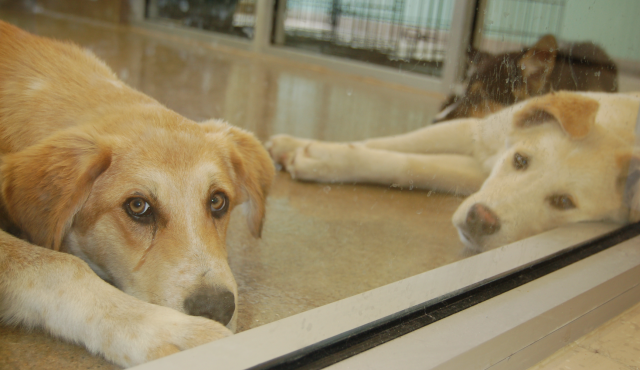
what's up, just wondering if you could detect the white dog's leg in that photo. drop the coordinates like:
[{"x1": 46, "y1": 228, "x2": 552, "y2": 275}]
[
  {"x1": 361, "y1": 119, "x2": 477, "y2": 155},
  {"x1": 286, "y1": 142, "x2": 486, "y2": 195},
  {"x1": 266, "y1": 119, "x2": 478, "y2": 168},
  {"x1": 0, "y1": 233, "x2": 231, "y2": 368}
]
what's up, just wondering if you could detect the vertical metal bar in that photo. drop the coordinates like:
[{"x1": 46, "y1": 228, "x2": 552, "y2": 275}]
[
  {"x1": 147, "y1": 0, "x2": 159, "y2": 19},
  {"x1": 330, "y1": 0, "x2": 341, "y2": 41},
  {"x1": 125, "y1": 0, "x2": 147, "y2": 22},
  {"x1": 434, "y1": 0, "x2": 444, "y2": 65},
  {"x1": 472, "y1": 0, "x2": 487, "y2": 49},
  {"x1": 390, "y1": 0, "x2": 401, "y2": 56},
  {"x1": 364, "y1": 0, "x2": 372, "y2": 49},
  {"x1": 254, "y1": 0, "x2": 276, "y2": 51},
  {"x1": 440, "y1": 0, "x2": 475, "y2": 94},
  {"x1": 349, "y1": 0, "x2": 357, "y2": 45},
  {"x1": 392, "y1": 0, "x2": 404, "y2": 58},
  {"x1": 273, "y1": 0, "x2": 288, "y2": 45}
]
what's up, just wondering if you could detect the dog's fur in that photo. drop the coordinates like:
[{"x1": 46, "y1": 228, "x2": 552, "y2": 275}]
[
  {"x1": 434, "y1": 35, "x2": 618, "y2": 122},
  {"x1": 0, "y1": 21, "x2": 274, "y2": 367},
  {"x1": 268, "y1": 91, "x2": 640, "y2": 251}
]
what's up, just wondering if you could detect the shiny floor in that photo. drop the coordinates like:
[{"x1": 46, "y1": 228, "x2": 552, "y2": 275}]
[
  {"x1": 529, "y1": 300, "x2": 640, "y2": 370},
  {"x1": 0, "y1": 9, "x2": 466, "y2": 369}
]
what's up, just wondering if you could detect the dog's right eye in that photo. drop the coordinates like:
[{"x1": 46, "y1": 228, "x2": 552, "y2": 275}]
[
  {"x1": 513, "y1": 152, "x2": 529, "y2": 170},
  {"x1": 125, "y1": 197, "x2": 153, "y2": 219}
]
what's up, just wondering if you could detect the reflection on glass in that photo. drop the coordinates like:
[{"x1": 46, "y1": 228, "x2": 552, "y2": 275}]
[
  {"x1": 279, "y1": 0, "x2": 454, "y2": 76},
  {"x1": 148, "y1": 0, "x2": 256, "y2": 39}
]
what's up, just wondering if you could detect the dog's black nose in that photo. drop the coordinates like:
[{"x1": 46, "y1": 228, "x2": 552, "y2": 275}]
[
  {"x1": 184, "y1": 286, "x2": 235, "y2": 326},
  {"x1": 465, "y1": 203, "x2": 501, "y2": 238}
]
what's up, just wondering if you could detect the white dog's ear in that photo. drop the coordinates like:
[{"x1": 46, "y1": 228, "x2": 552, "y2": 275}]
[
  {"x1": 1, "y1": 129, "x2": 112, "y2": 250},
  {"x1": 202, "y1": 120, "x2": 275, "y2": 238},
  {"x1": 513, "y1": 91, "x2": 600, "y2": 139}
]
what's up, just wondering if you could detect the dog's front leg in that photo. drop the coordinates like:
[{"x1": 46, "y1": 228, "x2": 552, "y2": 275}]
[
  {"x1": 360, "y1": 118, "x2": 479, "y2": 155},
  {"x1": 266, "y1": 118, "x2": 479, "y2": 168},
  {"x1": 284, "y1": 142, "x2": 486, "y2": 194},
  {"x1": 0, "y1": 232, "x2": 231, "y2": 368}
]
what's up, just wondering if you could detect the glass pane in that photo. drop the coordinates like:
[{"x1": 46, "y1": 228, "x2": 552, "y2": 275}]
[
  {"x1": 279, "y1": 0, "x2": 454, "y2": 76},
  {"x1": 1, "y1": 0, "x2": 640, "y2": 368},
  {"x1": 148, "y1": 0, "x2": 257, "y2": 39}
]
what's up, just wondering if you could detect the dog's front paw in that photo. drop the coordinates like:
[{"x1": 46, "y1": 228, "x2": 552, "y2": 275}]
[
  {"x1": 265, "y1": 134, "x2": 314, "y2": 167},
  {"x1": 285, "y1": 142, "x2": 364, "y2": 183},
  {"x1": 101, "y1": 305, "x2": 232, "y2": 368}
]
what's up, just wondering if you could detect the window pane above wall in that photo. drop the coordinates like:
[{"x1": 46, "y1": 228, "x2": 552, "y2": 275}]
[
  {"x1": 279, "y1": 0, "x2": 455, "y2": 77},
  {"x1": 147, "y1": 0, "x2": 257, "y2": 39}
]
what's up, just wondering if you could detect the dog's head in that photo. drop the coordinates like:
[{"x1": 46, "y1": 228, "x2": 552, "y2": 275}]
[
  {"x1": 452, "y1": 92, "x2": 639, "y2": 252},
  {"x1": 0, "y1": 116, "x2": 274, "y2": 331},
  {"x1": 434, "y1": 35, "x2": 559, "y2": 122}
]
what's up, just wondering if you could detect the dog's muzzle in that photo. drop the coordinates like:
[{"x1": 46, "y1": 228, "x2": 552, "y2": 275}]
[
  {"x1": 184, "y1": 286, "x2": 236, "y2": 326},
  {"x1": 461, "y1": 203, "x2": 501, "y2": 242}
]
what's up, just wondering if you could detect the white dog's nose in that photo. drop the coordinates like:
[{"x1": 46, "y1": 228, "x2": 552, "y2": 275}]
[
  {"x1": 464, "y1": 203, "x2": 501, "y2": 238},
  {"x1": 183, "y1": 286, "x2": 236, "y2": 326}
]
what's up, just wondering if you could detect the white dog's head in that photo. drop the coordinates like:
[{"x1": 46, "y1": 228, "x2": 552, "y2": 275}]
[{"x1": 453, "y1": 92, "x2": 639, "y2": 252}]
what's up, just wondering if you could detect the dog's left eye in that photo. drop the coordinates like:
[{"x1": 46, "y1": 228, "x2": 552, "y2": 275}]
[
  {"x1": 125, "y1": 197, "x2": 153, "y2": 218},
  {"x1": 513, "y1": 152, "x2": 529, "y2": 170},
  {"x1": 548, "y1": 194, "x2": 576, "y2": 210},
  {"x1": 210, "y1": 192, "x2": 228, "y2": 218}
]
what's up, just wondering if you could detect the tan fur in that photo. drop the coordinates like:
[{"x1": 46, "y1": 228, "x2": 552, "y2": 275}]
[{"x1": 0, "y1": 21, "x2": 274, "y2": 367}]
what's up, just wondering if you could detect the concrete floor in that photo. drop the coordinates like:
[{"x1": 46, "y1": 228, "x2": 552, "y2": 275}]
[{"x1": 0, "y1": 9, "x2": 466, "y2": 369}]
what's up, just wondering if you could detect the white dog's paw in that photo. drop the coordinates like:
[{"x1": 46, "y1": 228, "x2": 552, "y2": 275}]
[
  {"x1": 100, "y1": 305, "x2": 232, "y2": 368},
  {"x1": 286, "y1": 142, "x2": 363, "y2": 182},
  {"x1": 265, "y1": 134, "x2": 314, "y2": 167}
]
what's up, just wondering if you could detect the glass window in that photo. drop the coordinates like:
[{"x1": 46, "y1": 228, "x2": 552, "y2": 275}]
[
  {"x1": 278, "y1": 0, "x2": 454, "y2": 76},
  {"x1": 1, "y1": 0, "x2": 639, "y2": 368},
  {"x1": 148, "y1": 0, "x2": 257, "y2": 39}
]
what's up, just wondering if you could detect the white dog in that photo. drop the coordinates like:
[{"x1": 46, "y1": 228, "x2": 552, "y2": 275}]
[{"x1": 267, "y1": 91, "x2": 640, "y2": 251}]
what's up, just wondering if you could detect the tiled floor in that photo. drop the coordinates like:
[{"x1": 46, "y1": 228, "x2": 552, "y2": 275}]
[{"x1": 529, "y1": 300, "x2": 640, "y2": 370}]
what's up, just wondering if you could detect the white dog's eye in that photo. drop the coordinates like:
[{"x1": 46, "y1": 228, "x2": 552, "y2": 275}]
[
  {"x1": 513, "y1": 152, "x2": 529, "y2": 170},
  {"x1": 210, "y1": 192, "x2": 228, "y2": 217},
  {"x1": 125, "y1": 197, "x2": 153, "y2": 218},
  {"x1": 548, "y1": 194, "x2": 576, "y2": 210}
]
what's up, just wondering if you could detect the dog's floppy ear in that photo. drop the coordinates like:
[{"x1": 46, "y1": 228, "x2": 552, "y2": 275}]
[
  {"x1": 513, "y1": 91, "x2": 600, "y2": 139},
  {"x1": 202, "y1": 120, "x2": 275, "y2": 238},
  {"x1": 1, "y1": 130, "x2": 111, "y2": 250}
]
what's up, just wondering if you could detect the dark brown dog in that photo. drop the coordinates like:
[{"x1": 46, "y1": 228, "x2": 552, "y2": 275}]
[{"x1": 434, "y1": 34, "x2": 618, "y2": 122}]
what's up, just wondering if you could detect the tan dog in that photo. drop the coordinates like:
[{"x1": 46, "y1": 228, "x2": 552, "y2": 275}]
[
  {"x1": 268, "y1": 91, "x2": 640, "y2": 252},
  {"x1": 0, "y1": 21, "x2": 274, "y2": 367}
]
